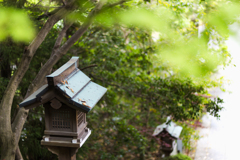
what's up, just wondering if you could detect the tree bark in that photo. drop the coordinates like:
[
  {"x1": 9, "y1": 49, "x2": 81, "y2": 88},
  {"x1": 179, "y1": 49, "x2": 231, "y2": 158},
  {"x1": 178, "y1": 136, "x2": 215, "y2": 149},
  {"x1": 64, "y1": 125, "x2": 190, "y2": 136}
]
[
  {"x1": 15, "y1": 146, "x2": 23, "y2": 160},
  {"x1": 52, "y1": 19, "x2": 73, "y2": 53}
]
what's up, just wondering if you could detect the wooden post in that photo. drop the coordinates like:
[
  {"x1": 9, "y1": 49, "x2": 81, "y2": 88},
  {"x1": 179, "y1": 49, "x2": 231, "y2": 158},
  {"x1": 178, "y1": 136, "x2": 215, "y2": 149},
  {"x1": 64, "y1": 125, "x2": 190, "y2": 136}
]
[
  {"x1": 58, "y1": 147, "x2": 77, "y2": 160},
  {"x1": 162, "y1": 150, "x2": 171, "y2": 157},
  {"x1": 47, "y1": 146, "x2": 79, "y2": 160}
]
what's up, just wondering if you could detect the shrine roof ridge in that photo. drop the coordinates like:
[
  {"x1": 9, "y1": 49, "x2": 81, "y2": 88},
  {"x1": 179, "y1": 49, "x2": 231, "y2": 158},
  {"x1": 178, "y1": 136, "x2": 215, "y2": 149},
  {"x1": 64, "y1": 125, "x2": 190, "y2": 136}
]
[{"x1": 47, "y1": 56, "x2": 79, "y2": 78}]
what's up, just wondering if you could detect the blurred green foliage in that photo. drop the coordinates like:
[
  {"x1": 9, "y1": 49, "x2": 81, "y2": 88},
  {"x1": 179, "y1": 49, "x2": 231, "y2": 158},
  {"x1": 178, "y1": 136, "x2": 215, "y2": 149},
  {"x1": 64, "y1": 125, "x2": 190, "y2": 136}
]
[
  {"x1": 0, "y1": 8, "x2": 35, "y2": 42},
  {"x1": 0, "y1": 0, "x2": 238, "y2": 159},
  {"x1": 178, "y1": 121, "x2": 200, "y2": 154},
  {"x1": 162, "y1": 153, "x2": 192, "y2": 160}
]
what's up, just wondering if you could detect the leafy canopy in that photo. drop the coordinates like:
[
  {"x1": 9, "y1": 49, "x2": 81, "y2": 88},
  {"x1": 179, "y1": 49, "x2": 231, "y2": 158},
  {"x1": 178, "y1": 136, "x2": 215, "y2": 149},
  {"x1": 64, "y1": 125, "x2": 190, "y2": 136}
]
[{"x1": 0, "y1": 0, "x2": 238, "y2": 159}]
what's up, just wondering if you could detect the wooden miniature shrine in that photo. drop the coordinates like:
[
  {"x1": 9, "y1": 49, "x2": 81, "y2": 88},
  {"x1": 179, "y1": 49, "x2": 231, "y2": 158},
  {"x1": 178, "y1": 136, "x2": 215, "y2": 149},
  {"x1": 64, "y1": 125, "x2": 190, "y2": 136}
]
[
  {"x1": 153, "y1": 117, "x2": 183, "y2": 157},
  {"x1": 19, "y1": 57, "x2": 107, "y2": 160}
]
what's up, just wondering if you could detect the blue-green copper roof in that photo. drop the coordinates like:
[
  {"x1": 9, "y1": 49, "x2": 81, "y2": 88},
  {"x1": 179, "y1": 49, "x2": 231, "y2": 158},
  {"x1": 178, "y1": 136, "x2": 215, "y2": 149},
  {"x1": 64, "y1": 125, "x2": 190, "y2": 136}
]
[
  {"x1": 56, "y1": 69, "x2": 91, "y2": 99},
  {"x1": 152, "y1": 117, "x2": 183, "y2": 139},
  {"x1": 19, "y1": 84, "x2": 49, "y2": 107},
  {"x1": 71, "y1": 82, "x2": 107, "y2": 111},
  {"x1": 19, "y1": 57, "x2": 107, "y2": 113}
]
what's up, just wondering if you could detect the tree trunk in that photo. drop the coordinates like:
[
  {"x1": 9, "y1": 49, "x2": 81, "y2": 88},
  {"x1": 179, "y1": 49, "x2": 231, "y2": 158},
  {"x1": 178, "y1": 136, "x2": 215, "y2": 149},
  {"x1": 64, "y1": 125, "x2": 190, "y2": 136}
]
[
  {"x1": 0, "y1": 130, "x2": 15, "y2": 159},
  {"x1": 15, "y1": 146, "x2": 23, "y2": 160},
  {"x1": 0, "y1": 53, "x2": 33, "y2": 159},
  {"x1": 0, "y1": 3, "x2": 74, "y2": 159}
]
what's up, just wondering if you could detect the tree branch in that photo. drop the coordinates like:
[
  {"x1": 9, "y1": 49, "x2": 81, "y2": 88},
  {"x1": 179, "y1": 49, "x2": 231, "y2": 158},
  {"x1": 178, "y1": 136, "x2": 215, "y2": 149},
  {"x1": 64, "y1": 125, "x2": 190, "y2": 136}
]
[
  {"x1": 15, "y1": 146, "x2": 23, "y2": 160},
  {"x1": 81, "y1": 64, "x2": 97, "y2": 70},
  {"x1": 52, "y1": 20, "x2": 73, "y2": 54},
  {"x1": 36, "y1": 7, "x2": 63, "y2": 20},
  {"x1": 102, "y1": 0, "x2": 128, "y2": 10},
  {"x1": 10, "y1": 1, "x2": 75, "y2": 129},
  {"x1": 31, "y1": 0, "x2": 43, "y2": 8},
  {"x1": 69, "y1": 47, "x2": 85, "y2": 55},
  {"x1": 23, "y1": 0, "x2": 106, "y2": 99},
  {"x1": 27, "y1": 6, "x2": 74, "y2": 56}
]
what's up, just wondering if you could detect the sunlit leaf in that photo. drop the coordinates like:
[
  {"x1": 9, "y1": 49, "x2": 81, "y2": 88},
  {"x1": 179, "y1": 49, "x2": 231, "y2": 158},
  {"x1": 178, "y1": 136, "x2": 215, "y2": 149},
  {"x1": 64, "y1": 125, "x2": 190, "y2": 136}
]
[
  {"x1": 207, "y1": 2, "x2": 240, "y2": 36},
  {"x1": 159, "y1": 36, "x2": 225, "y2": 77},
  {"x1": 0, "y1": 8, "x2": 35, "y2": 42}
]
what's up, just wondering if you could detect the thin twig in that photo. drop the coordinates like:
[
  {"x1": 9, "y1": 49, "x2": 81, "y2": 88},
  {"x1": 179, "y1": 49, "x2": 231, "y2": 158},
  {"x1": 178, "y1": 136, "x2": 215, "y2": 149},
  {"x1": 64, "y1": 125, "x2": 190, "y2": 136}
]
[
  {"x1": 102, "y1": 0, "x2": 128, "y2": 10},
  {"x1": 32, "y1": 0, "x2": 43, "y2": 8},
  {"x1": 36, "y1": 7, "x2": 64, "y2": 20},
  {"x1": 81, "y1": 64, "x2": 98, "y2": 70},
  {"x1": 26, "y1": 5, "x2": 63, "y2": 9},
  {"x1": 52, "y1": 20, "x2": 74, "y2": 54}
]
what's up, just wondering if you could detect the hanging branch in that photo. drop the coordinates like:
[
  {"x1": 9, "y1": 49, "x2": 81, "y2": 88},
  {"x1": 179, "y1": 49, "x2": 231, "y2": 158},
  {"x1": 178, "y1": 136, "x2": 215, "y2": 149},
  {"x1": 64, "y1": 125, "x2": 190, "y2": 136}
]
[{"x1": 81, "y1": 64, "x2": 98, "y2": 70}]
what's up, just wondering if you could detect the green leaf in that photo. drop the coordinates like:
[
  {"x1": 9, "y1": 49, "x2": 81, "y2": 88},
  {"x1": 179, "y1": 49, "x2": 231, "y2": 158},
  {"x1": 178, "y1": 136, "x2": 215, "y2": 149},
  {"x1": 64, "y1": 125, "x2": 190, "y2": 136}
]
[{"x1": 0, "y1": 8, "x2": 35, "y2": 42}]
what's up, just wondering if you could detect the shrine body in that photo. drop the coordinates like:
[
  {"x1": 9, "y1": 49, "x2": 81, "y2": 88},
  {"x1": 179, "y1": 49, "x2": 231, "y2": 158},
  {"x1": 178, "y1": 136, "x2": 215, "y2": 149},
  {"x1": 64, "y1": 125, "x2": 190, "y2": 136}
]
[
  {"x1": 19, "y1": 57, "x2": 107, "y2": 159},
  {"x1": 153, "y1": 117, "x2": 183, "y2": 157}
]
